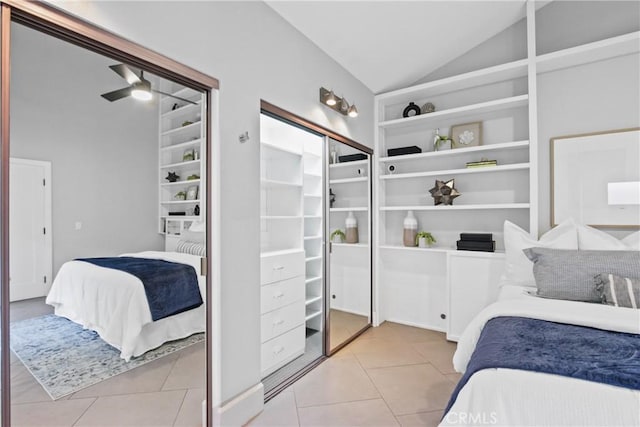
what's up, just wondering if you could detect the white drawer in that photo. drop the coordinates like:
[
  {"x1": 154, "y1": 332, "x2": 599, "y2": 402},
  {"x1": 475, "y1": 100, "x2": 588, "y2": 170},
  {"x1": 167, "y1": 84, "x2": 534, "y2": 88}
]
[
  {"x1": 261, "y1": 324, "x2": 305, "y2": 376},
  {"x1": 260, "y1": 250, "x2": 305, "y2": 285},
  {"x1": 261, "y1": 276, "x2": 305, "y2": 314},
  {"x1": 261, "y1": 300, "x2": 304, "y2": 343}
]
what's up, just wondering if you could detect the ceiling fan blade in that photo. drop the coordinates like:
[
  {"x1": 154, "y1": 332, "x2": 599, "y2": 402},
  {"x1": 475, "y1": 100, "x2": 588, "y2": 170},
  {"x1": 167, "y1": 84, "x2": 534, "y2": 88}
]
[
  {"x1": 101, "y1": 87, "x2": 132, "y2": 102},
  {"x1": 152, "y1": 89, "x2": 198, "y2": 105},
  {"x1": 109, "y1": 64, "x2": 141, "y2": 85}
]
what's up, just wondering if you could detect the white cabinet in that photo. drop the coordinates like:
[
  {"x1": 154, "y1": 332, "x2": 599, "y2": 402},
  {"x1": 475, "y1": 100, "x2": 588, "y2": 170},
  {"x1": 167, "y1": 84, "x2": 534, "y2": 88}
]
[
  {"x1": 158, "y1": 87, "x2": 206, "y2": 250},
  {"x1": 446, "y1": 252, "x2": 505, "y2": 341}
]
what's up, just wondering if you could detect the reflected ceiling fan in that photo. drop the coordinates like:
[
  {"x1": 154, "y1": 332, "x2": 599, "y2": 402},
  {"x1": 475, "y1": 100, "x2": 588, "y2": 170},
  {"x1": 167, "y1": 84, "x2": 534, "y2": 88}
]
[{"x1": 101, "y1": 64, "x2": 196, "y2": 104}]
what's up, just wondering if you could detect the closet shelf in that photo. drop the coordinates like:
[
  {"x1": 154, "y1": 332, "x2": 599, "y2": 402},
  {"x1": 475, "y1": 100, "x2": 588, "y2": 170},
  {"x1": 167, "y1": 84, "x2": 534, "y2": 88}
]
[
  {"x1": 376, "y1": 59, "x2": 528, "y2": 105},
  {"x1": 304, "y1": 194, "x2": 322, "y2": 198},
  {"x1": 160, "y1": 159, "x2": 200, "y2": 169},
  {"x1": 161, "y1": 121, "x2": 202, "y2": 136},
  {"x1": 304, "y1": 215, "x2": 322, "y2": 219},
  {"x1": 261, "y1": 140, "x2": 303, "y2": 157},
  {"x1": 380, "y1": 203, "x2": 530, "y2": 211},
  {"x1": 330, "y1": 207, "x2": 368, "y2": 212},
  {"x1": 260, "y1": 215, "x2": 302, "y2": 220},
  {"x1": 261, "y1": 248, "x2": 304, "y2": 258},
  {"x1": 304, "y1": 172, "x2": 322, "y2": 178},
  {"x1": 378, "y1": 140, "x2": 529, "y2": 163},
  {"x1": 305, "y1": 255, "x2": 322, "y2": 263},
  {"x1": 305, "y1": 309, "x2": 323, "y2": 321},
  {"x1": 380, "y1": 163, "x2": 530, "y2": 180},
  {"x1": 304, "y1": 235, "x2": 322, "y2": 240},
  {"x1": 330, "y1": 159, "x2": 368, "y2": 168},
  {"x1": 161, "y1": 138, "x2": 203, "y2": 152},
  {"x1": 305, "y1": 276, "x2": 322, "y2": 284},
  {"x1": 161, "y1": 179, "x2": 200, "y2": 187},
  {"x1": 332, "y1": 243, "x2": 368, "y2": 248},
  {"x1": 161, "y1": 102, "x2": 201, "y2": 119},
  {"x1": 329, "y1": 177, "x2": 368, "y2": 184},
  {"x1": 161, "y1": 215, "x2": 200, "y2": 220},
  {"x1": 305, "y1": 296, "x2": 322, "y2": 305},
  {"x1": 537, "y1": 31, "x2": 640, "y2": 74},
  {"x1": 161, "y1": 199, "x2": 200, "y2": 205},
  {"x1": 378, "y1": 95, "x2": 528, "y2": 132},
  {"x1": 379, "y1": 245, "x2": 505, "y2": 257},
  {"x1": 261, "y1": 178, "x2": 303, "y2": 189}
]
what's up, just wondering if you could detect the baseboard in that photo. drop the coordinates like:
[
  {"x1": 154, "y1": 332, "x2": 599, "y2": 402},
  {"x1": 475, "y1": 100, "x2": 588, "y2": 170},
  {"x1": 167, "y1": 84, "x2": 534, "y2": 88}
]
[
  {"x1": 383, "y1": 317, "x2": 446, "y2": 333},
  {"x1": 211, "y1": 382, "x2": 264, "y2": 426}
]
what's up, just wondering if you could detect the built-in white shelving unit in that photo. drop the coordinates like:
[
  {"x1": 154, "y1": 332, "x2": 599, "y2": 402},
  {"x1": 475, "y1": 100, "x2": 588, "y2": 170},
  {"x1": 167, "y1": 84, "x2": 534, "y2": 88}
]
[
  {"x1": 158, "y1": 86, "x2": 206, "y2": 250},
  {"x1": 373, "y1": 2, "x2": 640, "y2": 338}
]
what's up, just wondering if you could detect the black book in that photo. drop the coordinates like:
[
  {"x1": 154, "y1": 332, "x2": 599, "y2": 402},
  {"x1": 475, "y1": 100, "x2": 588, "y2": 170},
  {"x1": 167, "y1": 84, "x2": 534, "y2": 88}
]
[
  {"x1": 459, "y1": 233, "x2": 493, "y2": 242},
  {"x1": 456, "y1": 240, "x2": 496, "y2": 252},
  {"x1": 338, "y1": 153, "x2": 367, "y2": 162},
  {"x1": 387, "y1": 146, "x2": 421, "y2": 157}
]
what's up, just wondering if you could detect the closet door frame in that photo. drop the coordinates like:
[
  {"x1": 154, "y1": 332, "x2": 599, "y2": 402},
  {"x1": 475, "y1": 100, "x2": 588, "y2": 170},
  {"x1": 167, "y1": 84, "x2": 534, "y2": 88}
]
[{"x1": 0, "y1": 2, "x2": 218, "y2": 426}]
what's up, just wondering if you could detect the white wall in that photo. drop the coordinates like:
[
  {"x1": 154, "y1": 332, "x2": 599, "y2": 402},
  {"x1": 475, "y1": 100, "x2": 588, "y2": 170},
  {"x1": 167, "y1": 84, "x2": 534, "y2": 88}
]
[
  {"x1": 48, "y1": 0, "x2": 374, "y2": 417},
  {"x1": 415, "y1": 0, "x2": 640, "y2": 236},
  {"x1": 10, "y1": 22, "x2": 162, "y2": 275}
]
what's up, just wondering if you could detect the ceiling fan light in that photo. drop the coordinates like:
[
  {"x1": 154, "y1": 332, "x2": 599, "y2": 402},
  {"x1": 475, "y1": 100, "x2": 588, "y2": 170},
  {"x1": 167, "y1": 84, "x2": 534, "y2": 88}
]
[
  {"x1": 325, "y1": 90, "x2": 337, "y2": 106},
  {"x1": 131, "y1": 80, "x2": 152, "y2": 101},
  {"x1": 348, "y1": 104, "x2": 358, "y2": 118}
]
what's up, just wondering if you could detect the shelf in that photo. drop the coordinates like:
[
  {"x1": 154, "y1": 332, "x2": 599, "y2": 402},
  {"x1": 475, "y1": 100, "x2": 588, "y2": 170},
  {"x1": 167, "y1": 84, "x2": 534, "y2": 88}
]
[
  {"x1": 160, "y1": 159, "x2": 200, "y2": 170},
  {"x1": 379, "y1": 140, "x2": 529, "y2": 163},
  {"x1": 304, "y1": 194, "x2": 322, "y2": 198},
  {"x1": 376, "y1": 59, "x2": 528, "y2": 105},
  {"x1": 380, "y1": 203, "x2": 530, "y2": 211},
  {"x1": 332, "y1": 243, "x2": 369, "y2": 248},
  {"x1": 161, "y1": 215, "x2": 200, "y2": 220},
  {"x1": 330, "y1": 160, "x2": 368, "y2": 168},
  {"x1": 304, "y1": 235, "x2": 322, "y2": 240},
  {"x1": 305, "y1": 295, "x2": 322, "y2": 305},
  {"x1": 161, "y1": 121, "x2": 202, "y2": 136},
  {"x1": 305, "y1": 276, "x2": 322, "y2": 284},
  {"x1": 163, "y1": 87, "x2": 200, "y2": 103},
  {"x1": 261, "y1": 140, "x2": 303, "y2": 157},
  {"x1": 537, "y1": 31, "x2": 640, "y2": 74},
  {"x1": 380, "y1": 163, "x2": 530, "y2": 181},
  {"x1": 304, "y1": 215, "x2": 322, "y2": 219},
  {"x1": 161, "y1": 102, "x2": 201, "y2": 119},
  {"x1": 161, "y1": 138, "x2": 203, "y2": 153},
  {"x1": 305, "y1": 255, "x2": 322, "y2": 262},
  {"x1": 378, "y1": 95, "x2": 529, "y2": 132},
  {"x1": 261, "y1": 248, "x2": 304, "y2": 258},
  {"x1": 305, "y1": 308, "x2": 323, "y2": 321},
  {"x1": 261, "y1": 178, "x2": 302, "y2": 189},
  {"x1": 304, "y1": 172, "x2": 322, "y2": 178},
  {"x1": 329, "y1": 177, "x2": 368, "y2": 185},
  {"x1": 380, "y1": 245, "x2": 452, "y2": 254},
  {"x1": 330, "y1": 207, "x2": 368, "y2": 212},
  {"x1": 260, "y1": 215, "x2": 302, "y2": 220},
  {"x1": 161, "y1": 199, "x2": 200, "y2": 205},
  {"x1": 161, "y1": 179, "x2": 200, "y2": 187}
]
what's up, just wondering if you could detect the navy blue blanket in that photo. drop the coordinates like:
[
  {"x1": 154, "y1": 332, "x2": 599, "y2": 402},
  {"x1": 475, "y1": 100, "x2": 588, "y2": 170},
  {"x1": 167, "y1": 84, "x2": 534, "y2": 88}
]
[
  {"x1": 445, "y1": 316, "x2": 640, "y2": 414},
  {"x1": 76, "y1": 257, "x2": 203, "y2": 321}
]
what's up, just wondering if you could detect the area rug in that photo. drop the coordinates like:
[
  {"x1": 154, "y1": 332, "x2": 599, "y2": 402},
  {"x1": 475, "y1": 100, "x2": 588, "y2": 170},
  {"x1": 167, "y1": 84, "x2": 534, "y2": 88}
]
[{"x1": 10, "y1": 314, "x2": 204, "y2": 400}]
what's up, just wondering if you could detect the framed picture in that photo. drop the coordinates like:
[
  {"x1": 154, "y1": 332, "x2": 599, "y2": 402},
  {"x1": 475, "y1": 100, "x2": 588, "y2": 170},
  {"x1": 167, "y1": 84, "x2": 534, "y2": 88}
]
[
  {"x1": 551, "y1": 128, "x2": 640, "y2": 228},
  {"x1": 451, "y1": 121, "x2": 482, "y2": 149},
  {"x1": 186, "y1": 185, "x2": 199, "y2": 201}
]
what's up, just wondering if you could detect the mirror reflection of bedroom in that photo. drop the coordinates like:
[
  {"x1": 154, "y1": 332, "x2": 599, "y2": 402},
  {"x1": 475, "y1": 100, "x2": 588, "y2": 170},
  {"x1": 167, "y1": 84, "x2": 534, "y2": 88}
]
[{"x1": 9, "y1": 22, "x2": 207, "y2": 425}]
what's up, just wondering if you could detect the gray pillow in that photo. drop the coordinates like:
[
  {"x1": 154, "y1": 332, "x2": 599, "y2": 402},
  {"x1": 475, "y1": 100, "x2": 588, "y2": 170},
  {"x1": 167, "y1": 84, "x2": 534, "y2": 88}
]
[
  {"x1": 523, "y1": 248, "x2": 640, "y2": 303},
  {"x1": 595, "y1": 273, "x2": 640, "y2": 308}
]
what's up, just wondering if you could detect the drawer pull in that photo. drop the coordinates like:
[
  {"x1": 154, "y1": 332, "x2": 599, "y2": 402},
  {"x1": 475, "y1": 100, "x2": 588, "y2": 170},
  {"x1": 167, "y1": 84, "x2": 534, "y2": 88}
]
[
  {"x1": 273, "y1": 265, "x2": 285, "y2": 271},
  {"x1": 273, "y1": 292, "x2": 285, "y2": 299},
  {"x1": 273, "y1": 346, "x2": 285, "y2": 355},
  {"x1": 273, "y1": 319, "x2": 284, "y2": 326}
]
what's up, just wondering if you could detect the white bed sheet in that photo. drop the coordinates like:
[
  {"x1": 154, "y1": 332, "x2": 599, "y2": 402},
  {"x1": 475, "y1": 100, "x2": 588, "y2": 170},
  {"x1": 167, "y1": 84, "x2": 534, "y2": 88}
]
[
  {"x1": 442, "y1": 285, "x2": 640, "y2": 427},
  {"x1": 46, "y1": 251, "x2": 206, "y2": 361}
]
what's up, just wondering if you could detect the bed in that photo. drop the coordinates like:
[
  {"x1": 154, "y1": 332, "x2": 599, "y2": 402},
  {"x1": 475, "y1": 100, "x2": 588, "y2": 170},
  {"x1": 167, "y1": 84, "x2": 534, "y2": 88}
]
[
  {"x1": 440, "y1": 221, "x2": 640, "y2": 426},
  {"x1": 46, "y1": 250, "x2": 206, "y2": 361}
]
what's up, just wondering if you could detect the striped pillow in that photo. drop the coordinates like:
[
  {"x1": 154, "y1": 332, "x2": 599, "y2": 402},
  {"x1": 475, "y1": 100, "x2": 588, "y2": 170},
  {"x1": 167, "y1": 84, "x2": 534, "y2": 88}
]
[
  {"x1": 175, "y1": 240, "x2": 206, "y2": 257},
  {"x1": 595, "y1": 273, "x2": 640, "y2": 309}
]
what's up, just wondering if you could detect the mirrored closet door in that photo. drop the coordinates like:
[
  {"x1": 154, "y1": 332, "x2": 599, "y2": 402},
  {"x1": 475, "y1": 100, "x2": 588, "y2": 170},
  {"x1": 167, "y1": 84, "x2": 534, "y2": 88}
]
[
  {"x1": 259, "y1": 106, "x2": 373, "y2": 398},
  {"x1": 327, "y1": 139, "x2": 372, "y2": 354}
]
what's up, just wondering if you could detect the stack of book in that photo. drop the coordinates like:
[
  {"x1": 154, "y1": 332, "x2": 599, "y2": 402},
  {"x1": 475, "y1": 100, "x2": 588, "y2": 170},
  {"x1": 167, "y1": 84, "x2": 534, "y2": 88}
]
[
  {"x1": 466, "y1": 159, "x2": 497, "y2": 168},
  {"x1": 456, "y1": 233, "x2": 495, "y2": 252}
]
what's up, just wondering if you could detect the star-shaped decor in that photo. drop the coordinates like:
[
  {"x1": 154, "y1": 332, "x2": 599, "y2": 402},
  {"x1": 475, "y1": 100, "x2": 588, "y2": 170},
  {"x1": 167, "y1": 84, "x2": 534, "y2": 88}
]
[
  {"x1": 166, "y1": 171, "x2": 180, "y2": 183},
  {"x1": 429, "y1": 179, "x2": 461, "y2": 205}
]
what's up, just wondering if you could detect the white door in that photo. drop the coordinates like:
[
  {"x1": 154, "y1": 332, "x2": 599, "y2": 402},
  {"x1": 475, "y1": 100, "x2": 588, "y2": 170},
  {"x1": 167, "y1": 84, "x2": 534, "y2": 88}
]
[{"x1": 9, "y1": 158, "x2": 52, "y2": 302}]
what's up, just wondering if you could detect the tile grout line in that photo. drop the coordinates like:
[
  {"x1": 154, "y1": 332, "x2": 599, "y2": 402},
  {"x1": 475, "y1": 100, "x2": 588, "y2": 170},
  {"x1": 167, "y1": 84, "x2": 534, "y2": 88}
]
[
  {"x1": 170, "y1": 389, "x2": 189, "y2": 426},
  {"x1": 291, "y1": 387, "x2": 302, "y2": 426},
  {"x1": 72, "y1": 397, "x2": 98, "y2": 427}
]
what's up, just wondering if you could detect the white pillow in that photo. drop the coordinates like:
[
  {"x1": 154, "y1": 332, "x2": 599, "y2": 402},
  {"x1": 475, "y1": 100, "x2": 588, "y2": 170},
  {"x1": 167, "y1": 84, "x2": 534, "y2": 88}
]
[
  {"x1": 622, "y1": 231, "x2": 640, "y2": 251},
  {"x1": 577, "y1": 224, "x2": 632, "y2": 250},
  {"x1": 181, "y1": 229, "x2": 205, "y2": 243},
  {"x1": 189, "y1": 221, "x2": 205, "y2": 232},
  {"x1": 500, "y1": 219, "x2": 578, "y2": 287}
]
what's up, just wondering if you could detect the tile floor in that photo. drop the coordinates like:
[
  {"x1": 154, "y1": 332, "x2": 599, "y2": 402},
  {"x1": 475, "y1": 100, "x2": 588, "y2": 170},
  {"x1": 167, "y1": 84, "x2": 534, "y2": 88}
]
[
  {"x1": 10, "y1": 298, "x2": 205, "y2": 427},
  {"x1": 248, "y1": 322, "x2": 460, "y2": 427}
]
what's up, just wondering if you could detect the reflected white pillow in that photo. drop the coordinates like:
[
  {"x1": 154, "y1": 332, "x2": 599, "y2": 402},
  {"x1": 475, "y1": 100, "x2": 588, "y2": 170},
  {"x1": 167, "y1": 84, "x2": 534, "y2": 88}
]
[
  {"x1": 500, "y1": 219, "x2": 578, "y2": 287},
  {"x1": 189, "y1": 221, "x2": 205, "y2": 232},
  {"x1": 577, "y1": 224, "x2": 633, "y2": 250},
  {"x1": 622, "y1": 231, "x2": 640, "y2": 251}
]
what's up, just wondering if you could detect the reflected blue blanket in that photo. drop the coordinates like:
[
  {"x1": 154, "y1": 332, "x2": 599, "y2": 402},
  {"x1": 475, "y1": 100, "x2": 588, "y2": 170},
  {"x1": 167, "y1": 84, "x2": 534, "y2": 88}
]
[
  {"x1": 445, "y1": 316, "x2": 640, "y2": 414},
  {"x1": 76, "y1": 257, "x2": 203, "y2": 321}
]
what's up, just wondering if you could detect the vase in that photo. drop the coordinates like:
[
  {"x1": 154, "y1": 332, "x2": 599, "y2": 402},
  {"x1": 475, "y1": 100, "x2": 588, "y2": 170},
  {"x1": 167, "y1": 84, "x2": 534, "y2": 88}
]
[
  {"x1": 345, "y1": 211, "x2": 359, "y2": 244},
  {"x1": 418, "y1": 237, "x2": 429, "y2": 248},
  {"x1": 403, "y1": 210, "x2": 417, "y2": 247}
]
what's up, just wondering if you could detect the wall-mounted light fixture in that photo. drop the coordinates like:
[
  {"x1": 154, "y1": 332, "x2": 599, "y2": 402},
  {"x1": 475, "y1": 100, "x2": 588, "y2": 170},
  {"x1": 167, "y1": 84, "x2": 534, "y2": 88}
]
[{"x1": 320, "y1": 87, "x2": 358, "y2": 118}]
